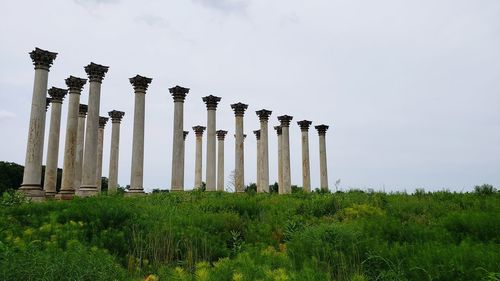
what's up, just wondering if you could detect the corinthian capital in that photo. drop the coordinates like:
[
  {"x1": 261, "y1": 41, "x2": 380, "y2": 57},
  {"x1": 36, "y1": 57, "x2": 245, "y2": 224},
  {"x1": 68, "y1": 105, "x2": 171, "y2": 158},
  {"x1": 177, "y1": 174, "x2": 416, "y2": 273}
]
[
  {"x1": 84, "y1": 62, "x2": 109, "y2": 83},
  {"x1": 65, "y1": 76, "x2": 87, "y2": 92},
  {"x1": 129, "y1": 75, "x2": 153, "y2": 92},
  {"x1": 48, "y1": 87, "x2": 68, "y2": 103},
  {"x1": 29, "y1": 47, "x2": 57, "y2": 70}
]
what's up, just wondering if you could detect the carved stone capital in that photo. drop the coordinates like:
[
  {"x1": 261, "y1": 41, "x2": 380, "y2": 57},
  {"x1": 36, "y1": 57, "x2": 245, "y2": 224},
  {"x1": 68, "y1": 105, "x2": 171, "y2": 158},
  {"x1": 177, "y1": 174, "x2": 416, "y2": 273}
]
[
  {"x1": 231, "y1": 102, "x2": 248, "y2": 116},
  {"x1": 256, "y1": 109, "x2": 272, "y2": 121},
  {"x1": 183, "y1": 131, "x2": 189, "y2": 140},
  {"x1": 108, "y1": 110, "x2": 125, "y2": 123},
  {"x1": 253, "y1": 130, "x2": 261, "y2": 140},
  {"x1": 129, "y1": 75, "x2": 153, "y2": 92},
  {"x1": 193, "y1": 126, "x2": 206, "y2": 136},
  {"x1": 297, "y1": 120, "x2": 312, "y2": 131},
  {"x1": 84, "y1": 62, "x2": 109, "y2": 83},
  {"x1": 274, "y1": 125, "x2": 282, "y2": 135},
  {"x1": 278, "y1": 115, "x2": 293, "y2": 127},
  {"x1": 202, "y1": 95, "x2": 222, "y2": 110},
  {"x1": 47, "y1": 87, "x2": 68, "y2": 103},
  {"x1": 78, "y1": 104, "x2": 88, "y2": 117},
  {"x1": 46, "y1": 97, "x2": 52, "y2": 111},
  {"x1": 98, "y1": 116, "x2": 109, "y2": 128},
  {"x1": 315, "y1": 124, "x2": 329, "y2": 135},
  {"x1": 65, "y1": 76, "x2": 87, "y2": 92},
  {"x1": 29, "y1": 47, "x2": 57, "y2": 70},
  {"x1": 216, "y1": 130, "x2": 228, "y2": 140},
  {"x1": 169, "y1": 85, "x2": 190, "y2": 102}
]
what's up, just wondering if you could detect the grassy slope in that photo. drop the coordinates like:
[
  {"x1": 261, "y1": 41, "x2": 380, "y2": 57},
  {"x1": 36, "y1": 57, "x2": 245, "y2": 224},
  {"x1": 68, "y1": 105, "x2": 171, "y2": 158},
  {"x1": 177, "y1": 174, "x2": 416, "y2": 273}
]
[{"x1": 0, "y1": 191, "x2": 499, "y2": 281}]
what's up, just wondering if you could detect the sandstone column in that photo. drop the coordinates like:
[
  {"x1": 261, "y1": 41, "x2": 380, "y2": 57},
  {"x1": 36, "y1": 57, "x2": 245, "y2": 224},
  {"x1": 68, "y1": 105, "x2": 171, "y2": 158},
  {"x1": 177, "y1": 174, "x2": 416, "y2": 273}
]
[
  {"x1": 216, "y1": 130, "x2": 227, "y2": 191},
  {"x1": 74, "y1": 104, "x2": 87, "y2": 190},
  {"x1": 170, "y1": 85, "x2": 190, "y2": 191},
  {"x1": 107, "y1": 110, "x2": 125, "y2": 194},
  {"x1": 274, "y1": 126, "x2": 284, "y2": 194},
  {"x1": 193, "y1": 126, "x2": 206, "y2": 189},
  {"x1": 253, "y1": 130, "x2": 261, "y2": 191},
  {"x1": 20, "y1": 48, "x2": 57, "y2": 200},
  {"x1": 230, "y1": 103, "x2": 248, "y2": 192},
  {"x1": 315, "y1": 125, "x2": 329, "y2": 191},
  {"x1": 297, "y1": 120, "x2": 312, "y2": 192},
  {"x1": 128, "y1": 75, "x2": 153, "y2": 195},
  {"x1": 256, "y1": 110, "x2": 272, "y2": 193},
  {"x1": 278, "y1": 115, "x2": 293, "y2": 194},
  {"x1": 96, "y1": 116, "x2": 108, "y2": 191},
  {"x1": 43, "y1": 87, "x2": 67, "y2": 198},
  {"x1": 180, "y1": 131, "x2": 189, "y2": 189},
  {"x1": 77, "y1": 63, "x2": 109, "y2": 197},
  {"x1": 58, "y1": 76, "x2": 87, "y2": 199},
  {"x1": 202, "y1": 95, "x2": 221, "y2": 192}
]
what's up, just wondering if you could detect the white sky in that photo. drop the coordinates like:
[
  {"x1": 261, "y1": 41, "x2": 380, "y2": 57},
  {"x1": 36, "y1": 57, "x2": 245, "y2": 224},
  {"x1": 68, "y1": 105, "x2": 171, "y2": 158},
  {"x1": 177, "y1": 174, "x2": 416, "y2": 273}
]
[{"x1": 1, "y1": 0, "x2": 499, "y2": 192}]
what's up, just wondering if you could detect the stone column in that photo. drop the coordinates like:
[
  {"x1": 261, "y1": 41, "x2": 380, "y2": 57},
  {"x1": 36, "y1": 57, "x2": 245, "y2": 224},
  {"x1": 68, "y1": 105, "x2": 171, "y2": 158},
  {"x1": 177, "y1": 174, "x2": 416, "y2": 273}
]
[
  {"x1": 180, "y1": 131, "x2": 189, "y2": 189},
  {"x1": 253, "y1": 130, "x2": 261, "y2": 191},
  {"x1": 297, "y1": 120, "x2": 313, "y2": 192},
  {"x1": 96, "y1": 116, "x2": 108, "y2": 191},
  {"x1": 193, "y1": 126, "x2": 206, "y2": 189},
  {"x1": 74, "y1": 104, "x2": 87, "y2": 190},
  {"x1": 43, "y1": 87, "x2": 67, "y2": 198},
  {"x1": 202, "y1": 95, "x2": 221, "y2": 192},
  {"x1": 77, "y1": 63, "x2": 109, "y2": 197},
  {"x1": 46, "y1": 98, "x2": 52, "y2": 111},
  {"x1": 315, "y1": 125, "x2": 329, "y2": 191},
  {"x1": 278, "y1": 115, "x2": 293, "y2": 194},
  {"x1": 274, "y1": 126, "x2": 284, "y2": 194},
  {"x1": 58, "y1": 76, "x2": 87, "y2": 199},
  {"x1": 230, "y1": 103, "x2": 248, "y2": 192},
  {"x1": 20, "y1": 48, "x2": 57, "y2": 200},
  {"x1": 216, "y1": 130, "x2": 227, "y2": 191},
  {"x1": 107, "y1": 110, "x2": 125, "y2": 194},
  {"x1": 170, "y1": 85, "x2": 190, "y2": 191},
  {"x1": 256, "y1": 110, "x2": 272, "y2": 193},
  {"x1": 128, "y1": 75, "x2": 153, "y2": 195}
]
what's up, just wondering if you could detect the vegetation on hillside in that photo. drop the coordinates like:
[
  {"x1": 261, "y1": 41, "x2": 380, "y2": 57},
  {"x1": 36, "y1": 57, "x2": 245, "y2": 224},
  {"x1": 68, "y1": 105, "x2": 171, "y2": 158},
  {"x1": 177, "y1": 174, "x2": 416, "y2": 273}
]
[{"x1": 0, "y1": 187, "x2": 499, "y2": 281}]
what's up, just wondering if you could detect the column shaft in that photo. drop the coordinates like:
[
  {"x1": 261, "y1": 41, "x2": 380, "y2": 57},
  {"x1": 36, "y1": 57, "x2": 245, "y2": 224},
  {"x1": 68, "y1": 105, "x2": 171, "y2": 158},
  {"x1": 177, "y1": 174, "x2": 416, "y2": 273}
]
[
  {"x1": 43, "y1": 98, "x2": 64, "y2": 197},
  {"x1": 217, "y1": 138, "x2": 225, "y2": 191},
  {"x1": 194, "y1": 135, "x2": 203, "y2": 188},
  {"x1": 235, "y1": 116, "x2": 244, "y2": 192},
  {"x1": 301, "y1": 130, "x2": 311, "y2": 192},
  {"x1": 108, "y1": 121, "x2": 121, "y2": 192},
  {"x1": 278, "y1": 133, "x2": 284, "y2": 194},
  {"x1": 20, "y1": 68, "x2": 49, "y2": 199},
  {"x1": 74, "y1": 110, "x2": 86, "y2": 190},
  {"x1": 96, "y1": 125, "x2": 105, "y2": 191},
  {"x1": 130, "y1": 91, "x2": 146, "y2": 193},
  {"x1": 78, "y1": 81, "x2": 102, "y2": 195},
  {"x1": 281, "y1": 126, "x2": 291, "y2": 193},
  {"x1": 260, "y1": 121, "x2": 269, "y2": 192},
  {"x1": 319, "y1": 135, "x2": 328, "y2": 190},
  {"x1": 206, "y1": 109, "x2": 216, "y2": 191}
]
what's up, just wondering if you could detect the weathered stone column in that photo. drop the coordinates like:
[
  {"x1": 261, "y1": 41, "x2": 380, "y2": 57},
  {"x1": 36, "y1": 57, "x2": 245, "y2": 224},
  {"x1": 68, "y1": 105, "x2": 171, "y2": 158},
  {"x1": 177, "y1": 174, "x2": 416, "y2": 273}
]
[
  {"x1": 20, "y1": 48, "x2": 57, "y2": 200},
  {"x1": 297, "y1": 120, "x2": 312, "y2": 192},
  {"x1": 74, "y1": 104, "x2": 87, "y2": 190},
  {"x1": 107, "y1": 110, "x2": 125, "y2": 193},
  {"x1": 193, "y1": 126, "x2": 206, "y2": 189},
  {"x1": 170, "y1": 85, "x2": 190, "y2": 191},
  {"x1": 274, "y1": 126, "x2": 284, "y2": 194},
  {"x1": 315, "y1": 125, "x2": 329, "y2": 191},
  {"x1": 43, "y1": 87, "x2": 67, "y2": 198},
  {"x1": 256, "y1": 110, "x2": 272, "y2": 193},
  {"x1": 278, "y1": 115, "x2": 293, "y2": 194},
  {"x1": 216, "y1": 130, "x2": 227, "y2": 191},
  {"x1": 58, "y1": 76, "x2": 87, "y2": 199},
  {"x1": 202, "y1": 95, "x2": 221, "y2": 192},
  {"x1": 180, "y1": 131, "x2": 189, "y2": 189},
  {"x1": 253, "y1": 130, "x2": 261, "y2": 191},
  {"x1": 96, "y1": 116, "x2": 108, "y2": 191},
  {"x1": 128, "y1": 75, "x2": 152, "y2": 195},
  {"x1": 230, "y1": 103, "x2": 248, "y2": 192},
  {"x1": 77, "y1": 63, "x2": 109, "y2": 197}
]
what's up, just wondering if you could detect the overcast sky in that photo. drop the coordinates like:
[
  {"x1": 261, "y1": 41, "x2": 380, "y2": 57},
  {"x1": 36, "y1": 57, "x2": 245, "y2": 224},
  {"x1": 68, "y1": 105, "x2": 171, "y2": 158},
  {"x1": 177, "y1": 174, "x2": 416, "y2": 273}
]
[{"x1": 1, "y1": 0, "x2": 499, "y2": 192}]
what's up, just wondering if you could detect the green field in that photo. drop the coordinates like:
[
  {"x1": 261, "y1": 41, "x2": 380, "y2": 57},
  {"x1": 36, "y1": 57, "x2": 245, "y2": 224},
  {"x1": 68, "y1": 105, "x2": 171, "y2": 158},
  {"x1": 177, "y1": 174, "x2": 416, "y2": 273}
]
[{"x1": 0, "y1": 188, "x2": 499, "y2": 281}]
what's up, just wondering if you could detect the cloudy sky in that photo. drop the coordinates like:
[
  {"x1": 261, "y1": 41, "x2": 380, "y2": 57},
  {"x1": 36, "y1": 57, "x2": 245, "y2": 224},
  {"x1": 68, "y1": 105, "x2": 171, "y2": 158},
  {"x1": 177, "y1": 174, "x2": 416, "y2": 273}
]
[{"x1": 1, "y1": 0, "x2": 499, "y2": 192}]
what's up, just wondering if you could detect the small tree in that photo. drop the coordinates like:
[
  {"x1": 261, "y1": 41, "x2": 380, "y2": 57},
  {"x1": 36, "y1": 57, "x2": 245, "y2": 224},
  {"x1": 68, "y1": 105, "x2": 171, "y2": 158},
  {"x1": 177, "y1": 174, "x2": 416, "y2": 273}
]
[{"x1": 226, "y1": 169, "x2": 236, "y2": 192}]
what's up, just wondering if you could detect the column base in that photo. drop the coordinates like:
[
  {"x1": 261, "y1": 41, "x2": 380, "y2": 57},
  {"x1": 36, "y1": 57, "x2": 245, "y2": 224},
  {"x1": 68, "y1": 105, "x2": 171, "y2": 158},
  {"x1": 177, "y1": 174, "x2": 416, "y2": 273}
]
[
  {"x1": 170, "y1": 187, "x2": 184, "y2": 192},
  {"x1": 45, "y1": 191, "x2": 56, "y2": 199},
  {"x1": 55, "y1": 190, "x2": 75, "y2": 200},
  {"x1": 75, "y1": 186, "x2": 98, "y2": 197},
  {"x1": 125, "y1": 189, "x2": 145, "y2": 197},
  {"x1": 19, "y1": 184, "x2": 45, "y2": 201}
]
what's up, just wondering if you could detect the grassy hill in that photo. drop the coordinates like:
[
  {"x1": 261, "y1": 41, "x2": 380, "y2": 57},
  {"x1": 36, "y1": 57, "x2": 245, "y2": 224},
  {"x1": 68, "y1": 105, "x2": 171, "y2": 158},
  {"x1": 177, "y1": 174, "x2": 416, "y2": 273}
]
[{"x1": 0, "y1": 189, "x2": 499, "y2": 280}]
